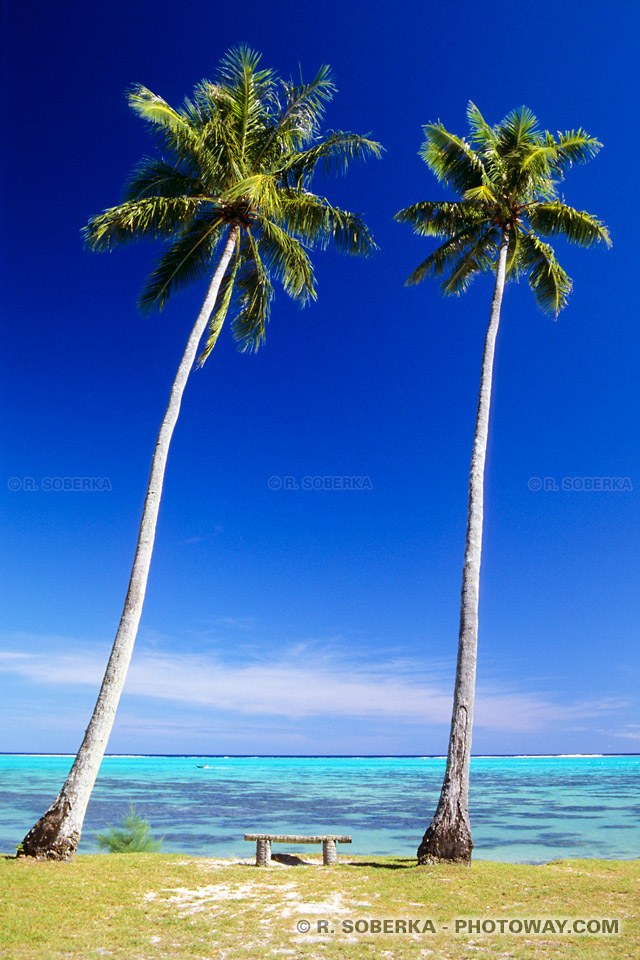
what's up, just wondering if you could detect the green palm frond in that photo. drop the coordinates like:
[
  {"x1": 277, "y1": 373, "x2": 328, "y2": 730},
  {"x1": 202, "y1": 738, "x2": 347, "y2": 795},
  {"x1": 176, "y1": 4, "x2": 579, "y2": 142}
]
[
  {"x1": 518, "y1": 230, "x2": 573, "y2": 315},
  {"x1": 440, "y1": 226, "x2": 500, "y2": 296},
  {"x1": 496, "y1": 105, "x2": 540, "y2": 151},
  {"x1": 124, "y1": 158, "x2": 206, "y2": 201},
  {"x1": 127, "y1": 85, "x2": 206, "y2": 178},
  {"x1": 505, "y1": 226, "x2": 521, "y2": 279},
  {"x1": 279, "y1": 64, "x2": 335, "y2": 140},
  {"x1": 230, "y1": 230, "x2": 274, "y2": 352},
  {"x1": 463, "y1": 184, "x2": 497, "y2": 205},
  {"x1": 198, "y1": 247, "x2": 240, "y2": 365},
  {"x1": 320, "y1": 204, "x2": 378, "y2": 256},
  {"x1": 128, "y1": 85, "x2": 187, "y2": 129},
  {"x1": 255, "y1": 217, "x2": 315, "y2": 302},
  {"x1": 219, "y1": 173, "x2": 280, "y2": 214},
  {"x1": 527, "y1": 201, "x2": 611, "y2": 248},
  {"x1": 405, "y1": 222, "x2": 496, "y2": 287},
  {"x1": 466, "y1": 102, "x2": 497, "y2": 152},
  {"x1": 420, "y1": 123, "x2": 486, "y2": 193},
  {"x1": 278, "y1": 132, "x2": 383, "y2": 185},
  {"x1": 252, "y1": 64, "x2": 336, "y2": 169},
  {"x1": 394, "y1": 199, "x2": 488, "y2": 238},
  {"x1": 138, "y1": 213, "x2": 224, "y2": 313},
  {"x1": 278, "y1": 193, "x2": 377, "y2": 256},
  {"x1": 551, "y1": 130, "x2": 603, "y2": 174},
  {"x1": 83, "y1": 197, "x2": 207, "y2": 250}
]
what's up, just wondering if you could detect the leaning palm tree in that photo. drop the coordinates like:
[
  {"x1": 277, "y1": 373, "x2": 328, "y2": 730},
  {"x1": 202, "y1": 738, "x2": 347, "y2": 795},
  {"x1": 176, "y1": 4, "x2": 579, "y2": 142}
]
[
  {"x1": 395, "y1": 103, "x2": 610, "y2": 863},
  {"x1": 20, "y1": 45, "x2": 380, "y2": 859}
]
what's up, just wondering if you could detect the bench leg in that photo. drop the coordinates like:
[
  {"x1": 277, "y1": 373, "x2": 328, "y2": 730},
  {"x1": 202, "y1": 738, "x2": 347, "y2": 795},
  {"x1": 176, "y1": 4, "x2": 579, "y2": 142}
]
[
  {"x1": 322, "y1": 839, "x2": 337, "y2": 865},
  {"x1": 256, "y1": 838, "x2": 271, "y2": 866}
]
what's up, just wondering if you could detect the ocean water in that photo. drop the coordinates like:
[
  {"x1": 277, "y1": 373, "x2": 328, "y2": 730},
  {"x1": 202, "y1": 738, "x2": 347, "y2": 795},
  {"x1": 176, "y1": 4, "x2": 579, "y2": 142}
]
[{"x1": 1, "y1": 754, "x2": 638, "y2": 862}]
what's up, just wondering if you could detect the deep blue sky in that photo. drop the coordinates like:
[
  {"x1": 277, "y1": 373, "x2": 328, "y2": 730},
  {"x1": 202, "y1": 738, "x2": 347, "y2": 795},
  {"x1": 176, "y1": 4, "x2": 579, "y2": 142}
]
[{"x1": 1, "y1": 0, "x2": 638, "y2": 755}]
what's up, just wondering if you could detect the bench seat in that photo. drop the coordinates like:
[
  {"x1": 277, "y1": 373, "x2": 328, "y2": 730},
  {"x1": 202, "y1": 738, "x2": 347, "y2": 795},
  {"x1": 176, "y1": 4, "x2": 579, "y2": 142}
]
[{"x1": 244, "y1": 833, "x2": 352, "y2": 865}]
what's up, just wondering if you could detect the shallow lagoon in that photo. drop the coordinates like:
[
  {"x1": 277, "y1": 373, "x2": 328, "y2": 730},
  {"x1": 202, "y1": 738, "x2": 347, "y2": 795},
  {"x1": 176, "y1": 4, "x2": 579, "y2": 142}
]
[{"x1": 1, "y1": 754, "x2": 638, "y2": 861}]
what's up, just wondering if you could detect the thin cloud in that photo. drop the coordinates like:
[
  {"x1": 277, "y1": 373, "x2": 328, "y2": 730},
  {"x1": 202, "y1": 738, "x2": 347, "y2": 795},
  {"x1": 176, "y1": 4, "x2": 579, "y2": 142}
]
[{"x1": 0, "y1": 640, "x2": 625, "y2": 734}]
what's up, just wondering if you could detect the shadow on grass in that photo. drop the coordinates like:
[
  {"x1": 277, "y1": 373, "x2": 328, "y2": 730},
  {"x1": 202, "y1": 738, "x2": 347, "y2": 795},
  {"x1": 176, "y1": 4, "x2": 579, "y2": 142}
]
[{"x1": 346, "y1": 858, "x2": 418, "y2": 870}]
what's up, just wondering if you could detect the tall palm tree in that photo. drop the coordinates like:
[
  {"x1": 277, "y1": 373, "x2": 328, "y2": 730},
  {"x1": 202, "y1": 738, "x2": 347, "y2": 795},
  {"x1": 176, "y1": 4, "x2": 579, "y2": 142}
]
[
  {"x1": 20, "y1": 46, "x2": 381, "y2": 859},
  {"x1": 395, "y1": 103, "x2": 610, "y2": 863}
]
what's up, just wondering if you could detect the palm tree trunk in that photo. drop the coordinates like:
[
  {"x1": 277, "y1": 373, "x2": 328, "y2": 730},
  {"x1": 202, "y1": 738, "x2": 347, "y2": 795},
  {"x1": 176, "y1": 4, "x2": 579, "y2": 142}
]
[
  {"x1": 19, "y1": 226, "x2": 239, "y2": 860},
  {"x1": 418, "y1": 225, "x2": 510, "y2": 864}
]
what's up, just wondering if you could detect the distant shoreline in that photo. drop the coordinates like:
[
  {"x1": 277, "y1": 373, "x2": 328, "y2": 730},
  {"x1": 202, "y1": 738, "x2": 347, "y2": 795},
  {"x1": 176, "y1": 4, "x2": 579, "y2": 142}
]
[{"x1": 1, "y1": 752, "x2": 638, "y2": 759}]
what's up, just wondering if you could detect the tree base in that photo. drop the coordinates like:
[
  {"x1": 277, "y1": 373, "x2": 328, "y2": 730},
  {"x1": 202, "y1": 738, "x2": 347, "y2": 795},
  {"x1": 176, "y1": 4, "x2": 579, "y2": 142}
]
[
  {"x1": 417, "y1": 805, "x2": 473, "y2": 864},
  {"x1": 18, "y1": 798, "x2": 79, "y2": 860}
]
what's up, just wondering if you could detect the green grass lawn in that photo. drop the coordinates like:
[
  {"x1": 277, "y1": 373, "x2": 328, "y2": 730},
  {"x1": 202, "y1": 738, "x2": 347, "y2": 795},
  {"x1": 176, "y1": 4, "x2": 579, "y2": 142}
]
[{"x1": 1, "y1": 854, "x2": 637, "y2": 959}]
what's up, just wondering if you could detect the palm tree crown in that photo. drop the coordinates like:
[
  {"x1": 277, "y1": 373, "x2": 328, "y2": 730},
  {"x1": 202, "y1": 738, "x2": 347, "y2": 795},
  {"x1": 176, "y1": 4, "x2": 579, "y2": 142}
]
[
  {"x1": 395, "y1": 102, "x2": 610, "y2": 311},
  {"x1": 85, "y1": 45, "x2": 381, "y2": 357}
]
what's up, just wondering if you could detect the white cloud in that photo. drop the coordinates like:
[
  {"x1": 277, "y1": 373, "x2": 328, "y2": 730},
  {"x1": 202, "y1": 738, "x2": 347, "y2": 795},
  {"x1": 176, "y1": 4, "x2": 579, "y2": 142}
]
[{"x1": 0, "y1": 638, "x2": 624, "y2": 734}]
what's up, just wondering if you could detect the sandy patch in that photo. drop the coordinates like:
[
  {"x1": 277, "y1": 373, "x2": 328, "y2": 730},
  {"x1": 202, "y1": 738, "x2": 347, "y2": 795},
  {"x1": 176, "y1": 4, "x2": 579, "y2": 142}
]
[{"x1": 144, "y1": 880, "x2": 300, "y2": 917}]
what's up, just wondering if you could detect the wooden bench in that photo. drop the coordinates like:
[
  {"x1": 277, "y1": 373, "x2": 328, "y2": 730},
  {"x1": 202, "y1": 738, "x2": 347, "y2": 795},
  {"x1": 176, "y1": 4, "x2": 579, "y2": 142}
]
[{"x1": 244, "y1": 833, "x2": 352, "y2": 866}]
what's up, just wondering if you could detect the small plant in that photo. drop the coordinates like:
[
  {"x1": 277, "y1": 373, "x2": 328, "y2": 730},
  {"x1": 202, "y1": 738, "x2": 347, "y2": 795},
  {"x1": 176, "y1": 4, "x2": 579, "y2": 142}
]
[{"x1": 94, "y1": 803, "x2": 163, "y2": 853}]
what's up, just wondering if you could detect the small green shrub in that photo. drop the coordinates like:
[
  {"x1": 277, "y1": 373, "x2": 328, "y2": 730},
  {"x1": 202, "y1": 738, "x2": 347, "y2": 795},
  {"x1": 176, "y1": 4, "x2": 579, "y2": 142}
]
[{"x1": 94, "y1": 803, "x2": 163, "y2": 853}]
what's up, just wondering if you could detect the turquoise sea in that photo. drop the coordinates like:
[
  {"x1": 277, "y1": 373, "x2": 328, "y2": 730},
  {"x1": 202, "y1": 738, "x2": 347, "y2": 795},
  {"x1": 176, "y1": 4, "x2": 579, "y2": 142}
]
[{"x1": 1, "y1": 754, "x2": 638, "y2": 862}]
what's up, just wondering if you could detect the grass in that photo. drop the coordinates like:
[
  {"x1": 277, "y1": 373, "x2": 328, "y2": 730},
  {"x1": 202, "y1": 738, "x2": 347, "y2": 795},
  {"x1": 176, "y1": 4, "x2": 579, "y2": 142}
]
[{"x1": 0, "y1": 853, "x2": 637, "y2": 959}]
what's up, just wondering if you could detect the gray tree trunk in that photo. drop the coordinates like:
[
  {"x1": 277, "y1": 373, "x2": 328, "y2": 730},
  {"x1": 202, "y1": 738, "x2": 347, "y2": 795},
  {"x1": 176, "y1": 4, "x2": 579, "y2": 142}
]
[
  {"x1": 418, "y1": 226, "x2": 511, "y2": 864},
  {"x1": 19, "y1": 226, "x2": 239, "y2": 859}
]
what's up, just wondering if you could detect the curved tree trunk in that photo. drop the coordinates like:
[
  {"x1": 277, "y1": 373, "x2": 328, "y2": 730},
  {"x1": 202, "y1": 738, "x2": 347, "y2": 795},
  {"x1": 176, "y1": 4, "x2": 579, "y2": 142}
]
[
  {"x1": 418, "y1": 226, "x2": 510, "y2": 864},
  {"x1": 19, "y1": 226, "x2": 239, "y2": 860}
]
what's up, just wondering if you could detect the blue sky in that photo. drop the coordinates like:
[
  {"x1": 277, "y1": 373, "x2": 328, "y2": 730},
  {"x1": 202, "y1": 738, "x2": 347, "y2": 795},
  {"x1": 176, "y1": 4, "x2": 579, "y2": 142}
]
[{"x1": 1, "y1": 0, "x2": 638, "y2": 756}]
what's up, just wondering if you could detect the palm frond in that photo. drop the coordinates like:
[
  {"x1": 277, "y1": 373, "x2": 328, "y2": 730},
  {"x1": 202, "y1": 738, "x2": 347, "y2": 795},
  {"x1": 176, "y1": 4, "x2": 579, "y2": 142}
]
[
  {"x1": 394, "y1": 199, "x2": 489, "y2": 238},
  {"x1": 527, "y1": 201, "x2": 611, "y2": 248},
  {"x1": 466, "y1": 102, "x2": 497, "y2": 152},
  {"x1": 278, "y1": 194, "x2": 377, "y2": 256},
  {"x1": 255, "y1": 217, "x2": 315, "y2": 302},
  {"x1": 252, "y1": 64, "x2": 336, "y2": 170},
  {"x1": 124, "y1": 158, "x2": 206, "y2": 201},
  {"x1": 505, "y1": 226, "x2": 521, "y2": 279},
  {"x1": 405, "y1": 222, "x2": 496, "y2": 286},
  {"x1": 198, "y1": 246, "x2": 240, "y2": 365},
  {"x1": 463, "y1": 184, "x2": 497, "y2": 205},
  {"x1": 83, "y1": 197, "x2": 208, "y2": 250},
  {"x1": 277, "y1": 132, "x2": 383, "y2": 185},
  {"x1": 138, "y1": 213, "x2": 224, "y2": 313},
  {"x1": 279, "y1": 64, "x2": 335, "y2": 139},
  {"x1": 496, "y1": 105, "x2": 540, "y2": 152},
  {"x1": 128, "y1": 85, "x2": 187, "y2": 129},
  {"x1": 127, "y1": 85, "x2": 210, "y2": 181},
  {"x1": 213, "y1": 46, "x2": 277, "y2": 170},
  {"x1": 440, "y1": 226, "x2": 500, "y2": 296},
  {"x1": 230, "y1": 230, "x2": 274, "y2": 352},
  {"x1": 551, "y1": 130, "x2": 603, "y2": 173},
  {"x1": 518, "y1": 230, "x2": 573, "y2": 315},
  {"x1": 420, "y1": 123, "x2": 486, "y2": 193},
  {"x1": 220, "y1": 173, "x2": 280, "y2": 213}
]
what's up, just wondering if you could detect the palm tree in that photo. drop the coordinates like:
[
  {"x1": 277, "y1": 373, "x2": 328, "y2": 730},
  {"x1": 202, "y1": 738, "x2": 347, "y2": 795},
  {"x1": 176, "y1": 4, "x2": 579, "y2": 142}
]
[
  {"x1": 20, "y1": 46, "x2": 381, "y2": 859},
  {"x1": 395, "y1": 103, "x2": 610, "y2": 863}
]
